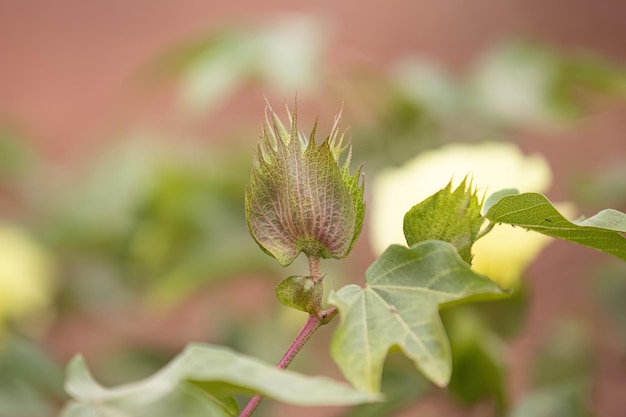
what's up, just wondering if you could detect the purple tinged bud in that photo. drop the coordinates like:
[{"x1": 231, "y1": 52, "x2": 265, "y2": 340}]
[{"x1": 245, "y1": 104, "x2": 365, "y2": 266}]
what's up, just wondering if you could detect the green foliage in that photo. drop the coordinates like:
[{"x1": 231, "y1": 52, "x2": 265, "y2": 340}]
[
  {"x1": 150, "y1": 16, "x2": 323, "y2": 112},
  {"x1": 329, "y1": 241, "x2": 503, "y2": 392},
  {"x1": 3, "y1": 16, "x2": 626, "y2": 416},
  {"x1": 61, "y1": 344, "x2": 380, "y2": 417},
  {"x1": 509, "y1": 320, "x2": 595, "y2": 417},
  {"x1": 443, "y1": 307, "x2": 506, "y2": 411},
  {"x1": 0, "y1": 127, "x2": 33, "y2": 178},
  {"x1": 467, "y1": 39, "x2": 626, "y2": 127},
  {"x1": 594, "y1": 262, "x2": 626, "y2": 351},
  {"x1": 509, "y1": 381, "x2": 595, "y2": 417},
  {"x1": 485, "y1": 192, "x2": 626, "y2": 260},
  {"x1": 39, "y1": 140, "x2": 269, "y2": 306},
  {"x1": 0, "y1": 338, "x2": 65, "y2": 417},
  {"x1": 403, "y1": 179, "x2": 483, "y2": 264},
  {"x1": 339, "y1": 355, "x2": 431, "y2": 417},
  {"x1": 574, "y1": 162, "x2": 626, "y2": 207}
]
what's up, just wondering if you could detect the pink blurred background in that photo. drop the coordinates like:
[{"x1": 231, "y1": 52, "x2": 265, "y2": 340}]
[
  {"x1": 1, "y1": 1, "x2": 625, "y2": 416},
  {"x1": 2, "y1": 0, "x2": 625, "y2": 156}
]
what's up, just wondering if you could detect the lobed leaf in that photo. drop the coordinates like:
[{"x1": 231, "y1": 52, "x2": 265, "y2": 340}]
[
  {"x1": 485, "y1": 192, "x2": 626, "y2": 260},
  {"x1": 61, "y1": 343, "x2": 380, "y2": 417},
  {"x1": 329, "y1": 241, "x2": 503, "y2": 393}
]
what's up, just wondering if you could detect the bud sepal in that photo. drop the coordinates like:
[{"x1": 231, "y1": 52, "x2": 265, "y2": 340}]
[{"x1": 275, "y1": 275, "x2": 323, "y2": 315}]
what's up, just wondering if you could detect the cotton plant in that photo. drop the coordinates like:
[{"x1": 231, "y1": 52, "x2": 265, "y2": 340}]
[
  {"x1": 59, "y1": 104, "x2": 626, "y2": 417},
  {"x1": 371, "y1": 142, "x2": 560, "y2": 289}
]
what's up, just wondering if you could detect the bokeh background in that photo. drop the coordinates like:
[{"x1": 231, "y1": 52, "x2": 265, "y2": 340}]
[{"x1": 1, "y1": 1, "x2": 625, "y2": 416}]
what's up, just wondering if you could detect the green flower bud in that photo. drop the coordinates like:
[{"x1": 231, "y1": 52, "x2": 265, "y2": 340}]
[
  {"x1": 245, "y1": 104, "x2": 364, "y2": 266},
  {"x1": 275, "y1": 275, "x2": 322, "y2": 315}
]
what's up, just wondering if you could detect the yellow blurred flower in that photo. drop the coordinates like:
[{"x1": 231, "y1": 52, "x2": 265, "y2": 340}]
[
  {"x1": 370, "y1": 142, "x2": 554, "y2": 289},
  {"x1": 0, "y1": 224, "x2": 54, "y2": 338}
]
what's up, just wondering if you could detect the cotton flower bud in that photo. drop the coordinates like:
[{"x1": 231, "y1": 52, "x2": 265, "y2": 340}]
[{"x1": 245, "y1": 104, "x2": 365, "y2": 266}]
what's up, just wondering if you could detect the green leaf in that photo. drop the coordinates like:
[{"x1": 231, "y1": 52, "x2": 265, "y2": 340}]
[
  {"x1": 443, "y1": 306, "x2": 506, "y2": 411},
  {"x1": 594, "y1": 262, "x2": 626, "y2": 352},
  {"x1": 509, "y1": 381, "x2": 595, "y2": 417},
  {"x1": 510, "y1": 317, "x2": 595, "y2": 417},
  {"x1": 340, "y1": 355, "x2": 431, "y2": 417},
  {"x1": 61, "y1": 343, "x2": 379, "y2": 417},
  {"x1": 275, "y1": 275, "x2": 322, "y2": 314},
  {"x1": 0, "y1": 337, "x2": 65, "y2": 417},
  {"x1": 403, "y1": 179, "x2": 484, "y2": 263},
  {"x1": 329, "y1": 241, "x2": 503, "y2": 393},
  {"x1": 0, "y1": 126, "x2": 34, "y2": 177},
  {"x1": 149, "y1": 17, "x2": 323, "y2": 113},
  {"x1": 485, "y1": 192, "x2": 626, "y2": 260},
  {"x1": 482, "y1": 188, "x2": 518, "y2": 215},
  {"x1": 531, "y1": 319, "x2": 592, "y2": 388}
]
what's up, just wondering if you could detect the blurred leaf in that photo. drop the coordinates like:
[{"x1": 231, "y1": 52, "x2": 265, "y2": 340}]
[
  {"x1": 152, "y1": 15, "x2": 324, "y2": 112},
  {"x1": 351, "y1": 85, "x2": 440, "y2": 170},
  {"x1": 0, "y1": 127, "x2": 33, "y2": 178},
  {"x1": 526, "y1": 321, "x2": 593, "y2": 415},
  {"x1": 442, "y1": 306, "x2": 506, "y2": 411},
  {"x1": 468, "y1": 39, "x2": 626, "y2": 127},
  {"x1": 61, "y1": 343, "x2": 380, "y2": 417},
  {"x1": 43, "y1": 139, "x2": 158, "y2": 247},
  {"x1": 509, "y1": 381, "x2": 594, "y2": 417},
  {"x1": 403, "y1": 179, "x2": 484, "y2": 264},
  {"x1": 41, "y1": 139, "x2": 271, "y2": 305},
  {"x1": 329, "y1": 241, "x2": 503, "y2": 392},
  {"x1": 90, "y1": 348, "x2": 173, "y2": 388},
  {"x1": 510, "y1": 319, "x2": 594, "y2": 417},
  {"x1": 531, "y1": 320, "x2": 592, "y2": 387},
  {"x1": 593, "y1": 261, "x2": 626, "y2": 352},
  {"x1": 473, "y1": 280, "x2": 529, "y2": 339},
  {"x1": 339, "y1": 354, "x2": 431, "y2": 417},
  {"x1": 253, "y1": 15, "x2": 324, "y2": 93},
  {"x1": 391, "y1": 58, "x2": 461, "y2": 118},
  {"x1": 573, "y1": 161, "x2": 626, "y2": 207},
  {"x1": 178, "y1": 31, "x2": 256, "y2": 112},
  {"x1": 138, "y1": 163, "x2": 273, "y2": 303},
  {"x1": 468, "y1": 40, "x2": 564, "y2": 126},
  {"x1": 0, "y1": 337, "x2": 65, "y2": 417},
  {"x1": 485, "y1": 192, "x2": 626, "y2": 260},
  {"x1": 555, "y1": 51, "x2": 626, "y2": 104}
]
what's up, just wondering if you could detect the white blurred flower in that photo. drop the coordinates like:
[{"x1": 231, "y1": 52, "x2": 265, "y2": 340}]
[
  {"x1": 370, "y1": 142, "x2": 554, "y2": 288},
  {"x1": 0, "y1": 224, "x2": 54, "y2": 338}
]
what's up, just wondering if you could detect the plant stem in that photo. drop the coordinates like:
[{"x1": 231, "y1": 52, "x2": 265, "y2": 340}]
[
  {"x1": 477, "y1": 221, "x2": 495, "y2": 240},
  {"x1": 239, "y1": 307, "x2": 337, "y2": 417},
  {"x1": 309, "y1": 256, "x2": 321, "y2": 282},
  {"x1": 277, "y1": 312, "x2": 322, "y2": 369},
  {"x1": 240, "y1": 256, "x2": 331, "y2": 416}
]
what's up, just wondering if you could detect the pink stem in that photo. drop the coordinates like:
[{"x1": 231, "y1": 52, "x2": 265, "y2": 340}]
[
  {"x1": 239, "y1": 308, "x2": 336, "y2": 417},
  {"x1": 309, "y1": 256, "x2": 321, "y2": 283}
]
